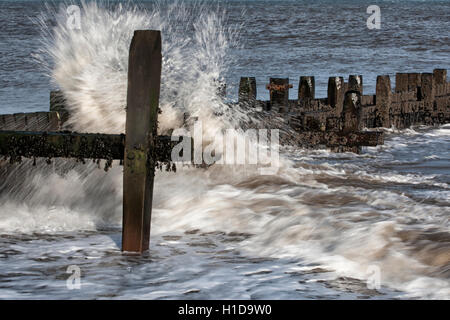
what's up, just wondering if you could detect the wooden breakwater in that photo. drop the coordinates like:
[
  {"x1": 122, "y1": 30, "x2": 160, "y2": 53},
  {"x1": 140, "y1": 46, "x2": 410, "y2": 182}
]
[
  {"x1": 49, "y1": 69, "x2": 450, "y2": 153},
  {"x1": 0, "y1": 28, "x2": 448, "y2": 253},
  {"x1": 237, "y1": 70, "x2": 449, "y2": 149}
]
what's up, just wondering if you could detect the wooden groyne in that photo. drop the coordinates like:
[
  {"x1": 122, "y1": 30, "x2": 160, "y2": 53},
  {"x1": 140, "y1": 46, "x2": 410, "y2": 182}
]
[
  {"x1": 49, "y1": 70, "x2": 449, "y2": 153},
  {"x1": 0, "y1": 29, "x2": 448, "y2": 253},
  {"x1": 237, "y1": 70, "x2": 449, "y2": 150}
]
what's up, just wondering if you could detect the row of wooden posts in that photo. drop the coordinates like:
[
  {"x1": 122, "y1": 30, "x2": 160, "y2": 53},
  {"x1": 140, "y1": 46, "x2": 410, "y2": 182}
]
[
  {"x1": 236, "y1": 69, "x2": 449, "y2": 140},
  {"x1": 238, "y1": 69, "x2": 448, "y2": 108}
]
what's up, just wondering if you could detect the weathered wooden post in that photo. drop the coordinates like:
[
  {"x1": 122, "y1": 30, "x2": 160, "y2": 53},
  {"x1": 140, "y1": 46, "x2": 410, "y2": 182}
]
[
  {"x1": 298, "y1": 76, "x2": 315, "y2": 100},
  {"x1": 376, "y1": 75, "x2": 392, "y2": 128},
  {"x1": 395, "y1": 73, "x2": 409, "y2": 93},
  {"x1": 433, "y1": 69, "x2": 447, "y2": 85},
  {"x1": 408, "y1": 73, "x2": 421, "y2": 92},
  {"x1": 420, "y1": 73, "x2": 435, "y2": 114},
  {"x1": 420, "y1": 73, "x2": 435, "y2": 101},
  {"x1": 267, "y1": 78, "x2": 291, "y2": 112},
  {"x1": 348, "y1": 75, "x2": 363, "y2": 94},
  {"x1": 328, "y1": 76, "x2": 344, "y2": 114},
  {"x1": 238, "y1": 77, "x2": 257, "y2": 107},
  {"x1": 122, "y1": 30, "x2": 162, "y2": 254},
  {"x1": 342, "y1": 91, "x2": 361, "y2": 133},
  {"x1": 433, "y1": 69, "x2": 448, "y2": 121}
]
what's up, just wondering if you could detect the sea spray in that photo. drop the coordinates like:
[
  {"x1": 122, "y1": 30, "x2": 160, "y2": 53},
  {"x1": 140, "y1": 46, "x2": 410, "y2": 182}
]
[{"x1": 34, "y1": 0, "x2": 243, "y2": 137}]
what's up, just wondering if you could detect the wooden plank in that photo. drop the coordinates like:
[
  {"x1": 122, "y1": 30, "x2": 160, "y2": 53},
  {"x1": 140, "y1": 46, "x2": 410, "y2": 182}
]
[
  {"x1": 122, "y1": 30, "x2": 162, "y2": 254},
  {"x1": 0, "y1": 131, "x2": 124, "y2": 162},
  {"x1": 238, "y1": 77, "x2": 257, "y2": 106},
  {"x1": 0, "y1": 112, "x2": 60, "y2": 131},
  {"x1": 268, "y1": 78, "x2": 290, "y2": 112},
  {"x1": 348, "y1": 75, "x2": 363, "y2": 95},
  {"x1": 298, "y1": 76, "x2": 315, "y2": 100},
  {"x1": 0, "y1": 131, "x2": 181, "y2": 163},
  {"x1": 341, "y1": 91, "x2": 361, "y2": 133},
  {"x1": 376, "y1": 75, "x2": 392, "y2": 127},
  {"x1": 327, "y1": 76, "x2": 344, "y2": 113}
]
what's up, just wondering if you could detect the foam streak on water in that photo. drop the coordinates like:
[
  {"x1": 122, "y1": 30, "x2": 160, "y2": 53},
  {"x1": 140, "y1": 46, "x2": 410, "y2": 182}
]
[{"x1": 0, "y1": 1, "x2": 449, "y2": 299}]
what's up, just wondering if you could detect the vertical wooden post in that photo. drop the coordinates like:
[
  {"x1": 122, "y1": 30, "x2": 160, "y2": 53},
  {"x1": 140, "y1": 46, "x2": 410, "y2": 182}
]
[
  {"x1": 408, "y1": 73, "x2": 421, "y2": 91},
  {"x1": 269, "y1": 78, "x2": 290, "y2": 112},
  {"x1": 348, "y1": 75, "x2": 363, "y2": 95},
  {"x1": 342, "y1": 91, "x2": 361, "y2": 133},
  {"x1": 298, "y1": 76, "x2": 315, "y2": 100},
  {"x1": 238, "y1": 77, "x2": 257, "y2": 106},
  {"x1": 433, "y1": 69, "x2": 447, "y2": 85},
  {"x1": 122, "y1": 30, "x2": 162, "y2": 254},
  {"x1": 420, "y1": 73, "x2": 435, "y2": 112},
  {"x1": 328, "y1": 76, "x2": 344, "y2": 114},
  {"x1": 376, "y1": 75, "x2": 392, "y2": 128},
  {"x1": 395, "y1": 73, "x2": 408, "y2": 93}
]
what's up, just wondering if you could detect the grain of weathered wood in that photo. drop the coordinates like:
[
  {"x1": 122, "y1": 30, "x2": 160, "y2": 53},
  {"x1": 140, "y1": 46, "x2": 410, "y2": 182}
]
[
  {"x1": 298, "y1": 76, "x2": 315, "y2": 100},
  {"x1": 269, "y1": 78, "x2": 290, "y2": 112},
  {"x1": 327, "y1": 76, "x2": 344, "y2": 114},
  {"x1": 122, "y1": 30, "x2": 162, "y2": 254},
  {"x1": 0, "y1": 112, "x2": 60, "y2": 131},
  {"x1": 239, "y1": 77, "x2": 257, "y2": 106},
  {"x1": 376, "y1": 75, "x2": 392, "y2": 128}
]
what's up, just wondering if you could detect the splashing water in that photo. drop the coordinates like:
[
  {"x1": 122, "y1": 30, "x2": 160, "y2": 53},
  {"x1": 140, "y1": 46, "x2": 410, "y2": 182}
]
[{"x1": 0, "y1": 1, "x2": 449, "y2": 299}]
